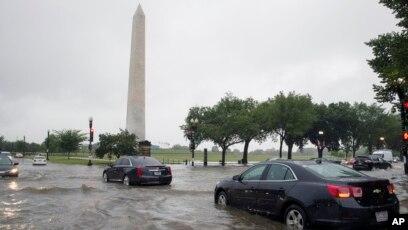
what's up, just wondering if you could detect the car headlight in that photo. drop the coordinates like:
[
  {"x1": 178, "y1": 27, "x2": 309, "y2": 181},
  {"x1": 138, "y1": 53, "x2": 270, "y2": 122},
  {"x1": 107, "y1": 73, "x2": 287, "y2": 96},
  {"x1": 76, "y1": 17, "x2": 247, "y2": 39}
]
[{"x1": 10, "y1": 168, "x2": 18, "y2": 174}]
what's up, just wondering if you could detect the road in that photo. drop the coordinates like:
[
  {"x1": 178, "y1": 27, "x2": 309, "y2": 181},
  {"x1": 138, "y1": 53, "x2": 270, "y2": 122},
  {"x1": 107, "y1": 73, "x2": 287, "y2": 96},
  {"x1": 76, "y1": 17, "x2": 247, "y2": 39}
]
[{"x1": 1, "y1": 159, "x2": 407, "y2": 229}]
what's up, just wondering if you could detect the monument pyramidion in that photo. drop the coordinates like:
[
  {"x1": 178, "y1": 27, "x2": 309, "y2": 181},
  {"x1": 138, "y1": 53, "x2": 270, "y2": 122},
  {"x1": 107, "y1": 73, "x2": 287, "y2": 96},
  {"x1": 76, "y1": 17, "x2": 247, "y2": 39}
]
[{"x1": 126, "y1": 4, "x2": 145, "y2": 141}]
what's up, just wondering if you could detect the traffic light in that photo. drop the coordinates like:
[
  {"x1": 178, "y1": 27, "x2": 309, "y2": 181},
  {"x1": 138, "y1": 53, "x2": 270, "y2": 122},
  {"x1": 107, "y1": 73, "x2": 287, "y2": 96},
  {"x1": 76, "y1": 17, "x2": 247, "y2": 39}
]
[
  {"x1": 90, "y1": 128, "x2": 94, "y2": 142},
  {"x1": 404, "y1": 100, "x2": 408, "y2": 110},
  {"x1": 403, "y1": 131, "x2": 408, "y2": 142}
]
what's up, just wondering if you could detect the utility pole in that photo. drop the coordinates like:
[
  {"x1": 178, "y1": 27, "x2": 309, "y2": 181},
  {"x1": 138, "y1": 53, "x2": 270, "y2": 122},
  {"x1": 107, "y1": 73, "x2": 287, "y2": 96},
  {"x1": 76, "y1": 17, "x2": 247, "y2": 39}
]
[{"x1": 402, "y1": 100, "x2": 408, "y2": 174}]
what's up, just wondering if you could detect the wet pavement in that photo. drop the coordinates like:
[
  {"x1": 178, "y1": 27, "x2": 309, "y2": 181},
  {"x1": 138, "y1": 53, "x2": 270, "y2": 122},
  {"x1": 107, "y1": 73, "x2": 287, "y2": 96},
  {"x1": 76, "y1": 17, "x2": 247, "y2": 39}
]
[{"x1": 1, "y1": 159, "x2": 407, "y2": 230}]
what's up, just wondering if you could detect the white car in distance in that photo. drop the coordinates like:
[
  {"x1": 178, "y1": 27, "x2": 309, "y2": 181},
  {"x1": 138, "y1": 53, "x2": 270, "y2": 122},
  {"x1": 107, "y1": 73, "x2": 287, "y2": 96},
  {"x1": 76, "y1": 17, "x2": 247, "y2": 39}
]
[{"x1": 33, "y1": 156, "x2": 47, "y2": 166}]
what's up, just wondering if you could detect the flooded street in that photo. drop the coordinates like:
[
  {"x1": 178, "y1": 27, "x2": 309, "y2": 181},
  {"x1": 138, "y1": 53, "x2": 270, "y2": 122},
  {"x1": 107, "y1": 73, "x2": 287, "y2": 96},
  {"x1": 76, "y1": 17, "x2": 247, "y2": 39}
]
[{"x1": 1, "y1": 160, "x2": 408, "y2": 230}]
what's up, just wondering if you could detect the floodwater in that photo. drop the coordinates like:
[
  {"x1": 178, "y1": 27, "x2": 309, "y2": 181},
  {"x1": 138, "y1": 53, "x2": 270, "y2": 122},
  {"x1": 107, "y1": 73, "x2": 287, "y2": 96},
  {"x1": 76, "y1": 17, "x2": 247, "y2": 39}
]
[{"x1": 0, "y1": 160, "x2": 407, "y2": 230}]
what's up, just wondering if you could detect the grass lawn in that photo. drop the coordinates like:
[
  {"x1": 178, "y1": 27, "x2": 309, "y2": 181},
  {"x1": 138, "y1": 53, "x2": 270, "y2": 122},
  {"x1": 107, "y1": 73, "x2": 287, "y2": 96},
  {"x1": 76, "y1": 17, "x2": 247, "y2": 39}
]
[
  {"x1": 47, "y1": 156, "x2": 112, "y2": 166},
  {"x1": 29, "y1": 149, "x2": 326, "y2": 166}
]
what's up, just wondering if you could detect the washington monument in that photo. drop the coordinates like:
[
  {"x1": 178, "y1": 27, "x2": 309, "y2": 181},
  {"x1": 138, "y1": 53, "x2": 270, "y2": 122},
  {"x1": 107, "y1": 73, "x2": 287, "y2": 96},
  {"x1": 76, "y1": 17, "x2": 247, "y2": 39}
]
[{"x1": 126, "y1": 4, "x2": 145, "y2": 140}]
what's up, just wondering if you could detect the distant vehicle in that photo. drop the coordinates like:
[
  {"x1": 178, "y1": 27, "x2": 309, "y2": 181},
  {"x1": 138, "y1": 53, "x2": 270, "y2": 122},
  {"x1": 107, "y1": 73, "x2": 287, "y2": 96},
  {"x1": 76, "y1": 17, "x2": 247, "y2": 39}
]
[
  {"x1": 369, "y1": 155, "x2": 392, "y2": 169},
  {"x1": 15, "y1": 153, "x2": 24, "y2": 158},
  {"x1": 33, "y1": 155, "x2": 47, "y2": 165},
  {"x1": 214, "y1": 160, "x2": 399, "y2": 229},
  {"x1": 103, "y1": 156, "x2": 172, "y2": 186},
  {"x1": 0, "y1": 151, "x2": 13, "y2": 160},
  {"x1": 0, "y1": 154, "x2": 19, "y2": 177},
  {"x1": 352, "y1": 156, "x2": 373, "y2": 171},
  {"x1": 372, "y1": 149, "x2": 393, "y2": 162}
]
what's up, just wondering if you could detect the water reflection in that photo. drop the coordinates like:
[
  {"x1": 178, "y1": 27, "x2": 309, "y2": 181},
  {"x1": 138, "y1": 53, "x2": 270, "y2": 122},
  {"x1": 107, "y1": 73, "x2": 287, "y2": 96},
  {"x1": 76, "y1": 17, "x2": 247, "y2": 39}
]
[
  {"x1": 8, "y1": 181, "x2": 18, "y2": 190},
  {"x1": 0, "y1": 161, "x2": 407, "y2": 229}
]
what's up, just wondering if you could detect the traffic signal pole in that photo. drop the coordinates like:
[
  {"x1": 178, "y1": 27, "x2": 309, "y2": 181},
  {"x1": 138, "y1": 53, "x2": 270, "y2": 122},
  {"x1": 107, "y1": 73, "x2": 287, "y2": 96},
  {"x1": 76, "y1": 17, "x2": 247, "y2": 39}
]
[{"x1": 402, "y1": 100, "x2": 408, "y2": 174}]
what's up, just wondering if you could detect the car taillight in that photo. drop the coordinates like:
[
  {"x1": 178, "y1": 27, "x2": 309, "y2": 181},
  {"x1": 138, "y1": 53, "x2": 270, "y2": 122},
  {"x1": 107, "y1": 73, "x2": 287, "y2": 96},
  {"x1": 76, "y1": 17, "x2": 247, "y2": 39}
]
[
  {"x1": 166, "y1": 166, "x2": 172, "y2": 175},
  {"x1": 351, "y1": 187, "x2": 363, "y2": 198},
  {"x1": 387, "y1": 183, "x2": 396, "y2": 194},
  {"x1": 136, "y1": 167, "x2": 143, "y2": 177},
  {"x1": 327, "y1": 184, "x2": 363, "y2": 198}
]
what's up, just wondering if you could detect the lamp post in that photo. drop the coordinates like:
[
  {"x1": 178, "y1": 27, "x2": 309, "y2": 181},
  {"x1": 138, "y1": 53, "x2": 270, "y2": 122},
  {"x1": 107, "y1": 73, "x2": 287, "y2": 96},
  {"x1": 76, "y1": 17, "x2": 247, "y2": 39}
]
[
  {"x1": 317, "y1": 130, "x2": 324, "y2": 158},
  {"x1": 46, "y1": 130, "x2": 50, "y2": 160},
  {"x1": 189, "y1": 118, "x2": 198, "y2": 166},
  {"x1": 88, "y1": 117, "x2": 94, "y2": 166},
  {"x1": 379, "y1": 136, "x2": 385, "y2": 149}
]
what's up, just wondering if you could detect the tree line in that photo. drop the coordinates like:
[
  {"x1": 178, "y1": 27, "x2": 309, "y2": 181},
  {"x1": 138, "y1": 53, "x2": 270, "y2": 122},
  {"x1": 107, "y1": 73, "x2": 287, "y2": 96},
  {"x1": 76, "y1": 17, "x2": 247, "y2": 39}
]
[
  {"x1": 0, "y1": 130, "x2": 86, "y2": 158},
  {"x1": 181, "y1": 92, "x2": 401, "y2": 165}
]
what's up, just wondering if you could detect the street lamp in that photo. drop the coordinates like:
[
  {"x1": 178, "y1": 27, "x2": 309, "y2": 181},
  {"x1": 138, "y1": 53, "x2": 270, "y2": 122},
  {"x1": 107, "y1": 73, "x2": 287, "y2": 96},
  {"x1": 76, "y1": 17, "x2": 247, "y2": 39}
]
[
  {"x1": 317, "y1": 130, "x2": 324, "y2": 158},
  {"x1": 379, "y1": 136, "x2": 385, "y2": 149},
  {"x1": 189, "y1": 118, "x2": 199, "y2": 166}
]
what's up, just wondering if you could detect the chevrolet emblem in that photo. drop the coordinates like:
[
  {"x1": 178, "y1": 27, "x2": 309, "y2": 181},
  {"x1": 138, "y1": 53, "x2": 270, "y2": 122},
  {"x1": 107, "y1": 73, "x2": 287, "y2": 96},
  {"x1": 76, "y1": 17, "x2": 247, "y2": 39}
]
[{"x1": 373, "y1": 189, "x2": 381, "y2": 194}]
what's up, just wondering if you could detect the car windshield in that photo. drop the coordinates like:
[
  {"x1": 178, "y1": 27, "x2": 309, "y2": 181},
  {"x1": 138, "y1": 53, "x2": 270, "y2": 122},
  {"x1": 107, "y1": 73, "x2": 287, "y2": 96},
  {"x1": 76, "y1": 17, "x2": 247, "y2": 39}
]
[
  {"x1": 303, "y1": 163, "x2": 364, "y2": 178},
  {"x1": 0, "y1": 156, "x2": 12, "y2": 165}
]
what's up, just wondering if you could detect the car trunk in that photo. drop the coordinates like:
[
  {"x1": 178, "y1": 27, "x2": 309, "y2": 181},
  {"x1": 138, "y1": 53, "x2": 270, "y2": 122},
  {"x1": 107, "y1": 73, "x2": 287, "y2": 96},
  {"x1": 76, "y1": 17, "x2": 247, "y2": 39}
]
[
  {"x1": 346, "y1": 178, "x2": 392, "y2": 206},
  {"x1": 143, "y1": 166, "x2": 170, "y2": 176}
]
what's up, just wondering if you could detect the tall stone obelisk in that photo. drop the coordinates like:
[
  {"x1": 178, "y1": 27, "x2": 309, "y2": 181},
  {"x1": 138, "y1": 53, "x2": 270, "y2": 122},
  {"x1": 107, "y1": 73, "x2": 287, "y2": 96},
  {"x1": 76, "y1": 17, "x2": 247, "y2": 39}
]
[{"x1": 126, "y1": 4, "x2": 145, "y2": 140}]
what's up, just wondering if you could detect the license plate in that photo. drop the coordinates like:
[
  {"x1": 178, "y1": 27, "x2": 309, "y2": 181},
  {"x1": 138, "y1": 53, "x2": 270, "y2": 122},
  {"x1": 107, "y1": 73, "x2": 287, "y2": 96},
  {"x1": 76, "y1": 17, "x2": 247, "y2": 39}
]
[
  {"x1": 154, "y1": 171, "x2": 161, "y2": 176},
  {"x1": 375, "y1": 211, "x2": 388, "y2": 222}
]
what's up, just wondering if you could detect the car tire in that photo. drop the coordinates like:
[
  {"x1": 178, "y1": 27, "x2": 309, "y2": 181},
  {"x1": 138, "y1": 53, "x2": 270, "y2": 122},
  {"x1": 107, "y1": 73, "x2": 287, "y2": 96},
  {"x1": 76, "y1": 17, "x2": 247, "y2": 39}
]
[
  {"x1": 216, "y1": 191, "x2": 228, "y2": 207},
  {"x1": 284, "y1": 204, "x2": 308, "y2": 230},
  {"x1": 123, "y1": 175, "x2": 131, "y2": 186},
  {"x1": 103, "y1": 172, "x2": 109, "y2": 183}
]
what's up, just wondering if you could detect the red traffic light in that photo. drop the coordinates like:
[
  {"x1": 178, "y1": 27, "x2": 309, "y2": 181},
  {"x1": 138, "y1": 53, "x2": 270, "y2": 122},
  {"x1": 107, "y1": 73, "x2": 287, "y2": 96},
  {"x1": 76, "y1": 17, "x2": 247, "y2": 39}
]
[
  {"x1": 403, "y1": 100, "x2": 408, "y2": 110},
  {"x1": 403, "y1": 131, "x2": 408, "y2": 142}
]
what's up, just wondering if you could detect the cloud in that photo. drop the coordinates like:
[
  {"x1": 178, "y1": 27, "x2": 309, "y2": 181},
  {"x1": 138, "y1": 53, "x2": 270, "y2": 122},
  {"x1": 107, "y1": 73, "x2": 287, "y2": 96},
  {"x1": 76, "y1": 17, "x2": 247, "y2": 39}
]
[{"x1": 0, "y1": 0, "x2": 398, "y2": 151}]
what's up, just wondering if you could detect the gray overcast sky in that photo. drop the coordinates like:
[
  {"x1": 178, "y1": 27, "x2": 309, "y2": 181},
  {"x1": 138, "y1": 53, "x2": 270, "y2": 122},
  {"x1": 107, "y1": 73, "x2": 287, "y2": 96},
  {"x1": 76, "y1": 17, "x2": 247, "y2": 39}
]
[{"x1": 0, "y1": 0, "x2": 399, "y2": 150}]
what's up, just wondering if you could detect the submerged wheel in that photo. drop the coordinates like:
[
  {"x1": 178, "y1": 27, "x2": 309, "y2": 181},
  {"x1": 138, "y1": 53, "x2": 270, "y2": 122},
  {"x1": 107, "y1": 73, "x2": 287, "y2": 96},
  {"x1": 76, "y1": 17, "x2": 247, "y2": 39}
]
[
  {"x1": 103, "y1": 172, "x2": 109, "y2": 183},
  {"x1": 123, "y1": 175, "x2": 130, "y2": 186},
  {"x1": 285, "y1": 205, "x2": 307, "y2": 230},
  {"x1": 217, "y1": 191, "x2": 228, "y2": 207}
]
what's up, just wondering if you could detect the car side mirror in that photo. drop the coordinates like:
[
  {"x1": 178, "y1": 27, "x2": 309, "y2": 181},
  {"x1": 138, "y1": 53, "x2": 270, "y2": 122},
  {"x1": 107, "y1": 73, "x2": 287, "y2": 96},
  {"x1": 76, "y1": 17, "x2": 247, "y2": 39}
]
[
  {"x1": 233, "y1": 175, "x2": 241, "y2": 181},
  {"x1": 13, "y1": 162, "x2": 19, "y2": 165}
]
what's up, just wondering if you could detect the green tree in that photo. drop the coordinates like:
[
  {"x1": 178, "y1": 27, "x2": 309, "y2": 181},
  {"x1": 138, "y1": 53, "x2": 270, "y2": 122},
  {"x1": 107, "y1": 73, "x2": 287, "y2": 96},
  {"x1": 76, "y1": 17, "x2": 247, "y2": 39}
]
[
  {"x1": 95, "y1": 133, "x2": 116, "y2": 160},
  {"x1": 379, "y1": 114, "x2": 402, "y2": 152},
  {"x1": 56, "y1": 130, "x2": 86, "y2": 158},
  {"x1": 357, "y1": 103, "x2": 389, "y2": 154},
  {"x1": 180, "y1": 106, "x2": 207, "y2": 152},
  {"x1": 200, "y1": 93, "x2": 244, "y2": 166},
  {"x1": 306, "y1": 103, "x2": 342, "y2": 158},
  {"x1": 367, "y1": 0, "x2": 408, "y2": 138},
  {"x1": 268, "y1": 92, "x2": 316, "y2": 159},
  {"x1": 42, "y1": 133, "x2": 60, "y2": 153},
  {"x1": 235, "y1": 98, "x2": 266, "y2": 164},
  {"x1": 95, "y1": 129, "x2": 138, "y2": 159},
  {"x1": 0, "y1": 136, "x2": 4, "y2": 151}
]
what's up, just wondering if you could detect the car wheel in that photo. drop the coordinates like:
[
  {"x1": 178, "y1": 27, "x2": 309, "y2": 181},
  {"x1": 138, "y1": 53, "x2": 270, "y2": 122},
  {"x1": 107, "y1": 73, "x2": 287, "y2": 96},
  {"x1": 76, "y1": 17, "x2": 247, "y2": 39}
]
[
  {"x1": 123, "y1": 175, "x2": 131, "y2": 186},
  {"x1": 103, "y1": 172, "x2": 109, "y2": 183},
  {"x1": 285, "y1": 204, "x2": 307, "y2": 230},
  {"x1": 217, "y1": 191, "x2": 228, "y2": 207}
]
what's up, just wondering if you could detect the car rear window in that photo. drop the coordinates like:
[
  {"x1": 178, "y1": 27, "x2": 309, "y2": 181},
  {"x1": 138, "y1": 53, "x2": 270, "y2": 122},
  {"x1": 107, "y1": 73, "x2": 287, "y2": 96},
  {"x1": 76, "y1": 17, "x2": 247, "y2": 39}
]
[
  {"x1": 143, "y1": 157, "x2": 162, "y2": 166},
  {"x1": 0, "y1": 156, "x2": 12, "y2": 165},
  {"x1": 303, "y1": 163, "x2": 364, "y2": 178},
  {"x1": 34, "y1": 156, "x2": 45, "y2": 160}
]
